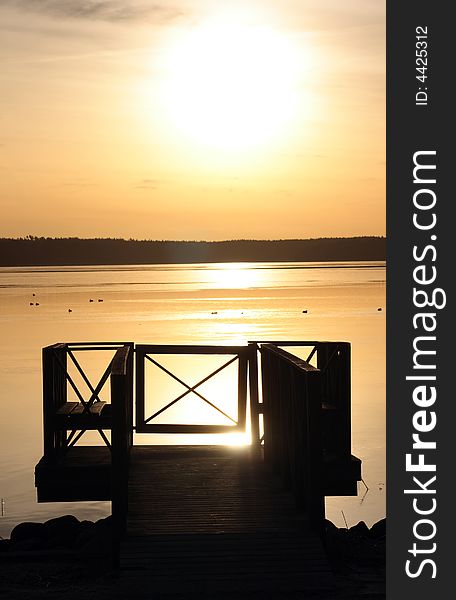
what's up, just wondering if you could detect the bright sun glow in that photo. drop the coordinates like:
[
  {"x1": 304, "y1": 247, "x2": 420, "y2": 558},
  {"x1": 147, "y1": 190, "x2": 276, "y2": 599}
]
[
  {"x1": 161, "y1": 16, "x2": 304, "y2": 151},
  {"x1": 207, "y1": 263, "x2": 265, "y2": 289}
]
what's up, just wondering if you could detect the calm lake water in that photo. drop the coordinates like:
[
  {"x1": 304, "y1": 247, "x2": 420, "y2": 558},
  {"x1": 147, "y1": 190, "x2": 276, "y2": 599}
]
[{"x1": 0, "y1": 261, "x2": 385, "y2": 536}]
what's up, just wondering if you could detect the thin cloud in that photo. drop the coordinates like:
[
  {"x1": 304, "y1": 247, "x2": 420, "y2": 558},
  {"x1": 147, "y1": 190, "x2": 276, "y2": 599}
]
[
  {"x1": 136, "y1": 178, "x2": 160, "y2": 190},
  {"x1": 2, "y1": 46, "x2": 159, "y2": 65},
  {"x1": 4, "y1": 1, "x2": 183, "y2": 23}
]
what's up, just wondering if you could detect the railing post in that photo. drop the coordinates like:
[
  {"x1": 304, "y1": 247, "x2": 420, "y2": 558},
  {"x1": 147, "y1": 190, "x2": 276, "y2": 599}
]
[
  {"x1": 111, "y1": 345, "x2": 133, "y2": 568},
  {"x1": 248, "y1": 342, "x2": 260, "y2": 444},
  {"x1": 260, "y1": 347, "x2": 273, "y2": 463},
  {"x1": 306, "y1": 369, "x2": 325, "y2": 533},
  {"x1": 42, "y1": 346, "x2": 54, "y2": 459},
  {"x1": 317, "y1": 342, "x2": 352, "y2": 461},
  {"x1": 135, "y1": 346, "x2": 145, "y2": 433},
  {"x1": 237, "y1": 351, "x2": 248, "y2": 430},
  {"x1": 42, "y1": 344, "x2": 67, "y2": 459},
  {"x1": 339, "y1": 342, "x2": 352, "y2": 459}
]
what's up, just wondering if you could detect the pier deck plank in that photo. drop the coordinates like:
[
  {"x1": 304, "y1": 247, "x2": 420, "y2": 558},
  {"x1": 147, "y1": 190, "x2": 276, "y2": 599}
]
[{"x1": 120, "y1": 445, "x2": 334, "y2": 598}]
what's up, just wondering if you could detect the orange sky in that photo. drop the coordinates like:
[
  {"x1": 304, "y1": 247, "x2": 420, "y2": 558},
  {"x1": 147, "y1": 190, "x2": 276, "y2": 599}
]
[{"x1": 0, "y1": 0, "x2": 385, "y2": 240}]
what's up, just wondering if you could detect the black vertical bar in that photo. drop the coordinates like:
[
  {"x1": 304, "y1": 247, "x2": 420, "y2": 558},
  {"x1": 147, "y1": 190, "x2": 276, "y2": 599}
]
[
  {"x1": 260, "y1": 347, "x2": 272, "y2": 463},
  {"x1": 111, "y1": 346, "x2": 131, "y2": 569},
  {"x1": 42, "y1": 346, "x2": 54, "y2": 458},
  {"x1": 237, "y1": 352, "x2": 247, "y2": 429},
  {"x1": 340, "y1": 342, "x2": 351, "y2": 460},
  {"x1": 127, "y1": 343, "x2": 134, "y2": 449},
  {"x1": 135, "y1": 346, "x2": 145, "y2": 433},
  {"x1": 248, "y1": 342, "x2": 260, "y2": 443},
  {"x1": 388, "y1": 2, "x2": 452, "y2": 596},
  {"x1": 42, "y1": 344, "x2": 67, "y2": 458},
  {"x1": 306, "y1": 369, "x2": 324, "y2": 533}
]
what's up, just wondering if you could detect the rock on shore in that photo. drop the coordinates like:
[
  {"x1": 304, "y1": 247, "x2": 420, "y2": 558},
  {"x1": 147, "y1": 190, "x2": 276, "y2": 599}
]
[
  {"x1": 1, "y1": 514, "x2": 113, "y2": 558},
  {"x1": 1, "y1": 515, "x2": 386, "y2": 599},
  {"x1": 325, "y1": 518, "x2": 386, "y2": 599}
]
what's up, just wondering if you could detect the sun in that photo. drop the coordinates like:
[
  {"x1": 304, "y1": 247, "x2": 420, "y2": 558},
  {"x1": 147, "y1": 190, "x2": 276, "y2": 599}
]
[{"x1": 160, "y1": 17, "x2": 302, "y2": 152}]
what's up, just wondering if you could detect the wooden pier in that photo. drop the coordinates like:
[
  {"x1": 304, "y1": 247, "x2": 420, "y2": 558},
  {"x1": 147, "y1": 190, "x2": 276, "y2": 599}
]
[{"x1": 35, "y1": 340, "x2": 361, "y2": 598}]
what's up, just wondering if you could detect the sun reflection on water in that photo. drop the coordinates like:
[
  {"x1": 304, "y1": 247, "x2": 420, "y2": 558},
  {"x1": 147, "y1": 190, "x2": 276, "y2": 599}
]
[{"x1": 204, "y1": 263, "x2": 267, "y2": 290}]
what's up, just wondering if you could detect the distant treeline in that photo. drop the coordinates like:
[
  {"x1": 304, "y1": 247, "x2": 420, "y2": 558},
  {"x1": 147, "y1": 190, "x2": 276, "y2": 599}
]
[{"x1": 0, "y1": 236, "x2": 386, "y2": 266}]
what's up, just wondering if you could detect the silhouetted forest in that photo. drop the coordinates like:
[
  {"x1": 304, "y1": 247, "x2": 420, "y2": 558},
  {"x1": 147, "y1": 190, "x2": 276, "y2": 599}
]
[{"x1": 0, "y1": 236, "x2": 385, "y2": 266}]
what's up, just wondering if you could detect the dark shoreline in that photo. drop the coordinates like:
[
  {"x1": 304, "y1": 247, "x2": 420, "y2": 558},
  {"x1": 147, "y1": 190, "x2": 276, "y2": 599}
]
[
  {"x1": 0, "y1": 236, "x2": 385, "y2": 267},
  {"x1": 1, "y1": 515, "x2": 385, "y2": 599}
]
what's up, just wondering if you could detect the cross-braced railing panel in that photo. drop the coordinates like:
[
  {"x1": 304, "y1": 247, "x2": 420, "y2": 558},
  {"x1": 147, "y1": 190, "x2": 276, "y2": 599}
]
[
  {"x1": 42, "y1": 342, "x2": 133, "y2": 455},
  {"x1": 135, "y1": 345, "x2": 248, "y2": 434}
]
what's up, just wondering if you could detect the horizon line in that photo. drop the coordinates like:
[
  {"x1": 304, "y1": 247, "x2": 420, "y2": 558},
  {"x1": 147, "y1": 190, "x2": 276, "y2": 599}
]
[{"x1": 1, "y1": 235, "x2": 386, "y2": 243}]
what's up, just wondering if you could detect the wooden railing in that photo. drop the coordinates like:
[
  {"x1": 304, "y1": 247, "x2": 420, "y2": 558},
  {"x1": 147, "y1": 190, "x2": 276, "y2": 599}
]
[
  {"x1": 42, "y1": 342, "x2": 133, "y2": 457},
  {"x1": 42, "y1": 342, "x2": 133, "y2": 565},
  {"x1": 259, "y1": 344, "x2": 324, "y2": 530},
  {"x1": 135, "y1": 345, "x2": 249, "y2": 434},
  {"x1": 41, "y1": 340, "x2": 354, "y2": 539},
  {"x1": 316, "y1": 342, "x2": 351, "y2": 461},
  {"x1": 42, "y1": 343, "x2": 67, "y2": 459},
  {"x1": 249, "y1": 341, "x2": 351, "y2": 458},
  {"x1": 111, "y1": 345, "x2": 134, "y2": 556}
]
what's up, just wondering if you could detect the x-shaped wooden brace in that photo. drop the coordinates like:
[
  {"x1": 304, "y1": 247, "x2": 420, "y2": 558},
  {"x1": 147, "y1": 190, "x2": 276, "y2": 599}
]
[
  {"x1": 53, "y1": 348, "x2": 114, "y2": 449},
  {"x1": 144, "y1": 354, "x2": 239, "y2": 426}
]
